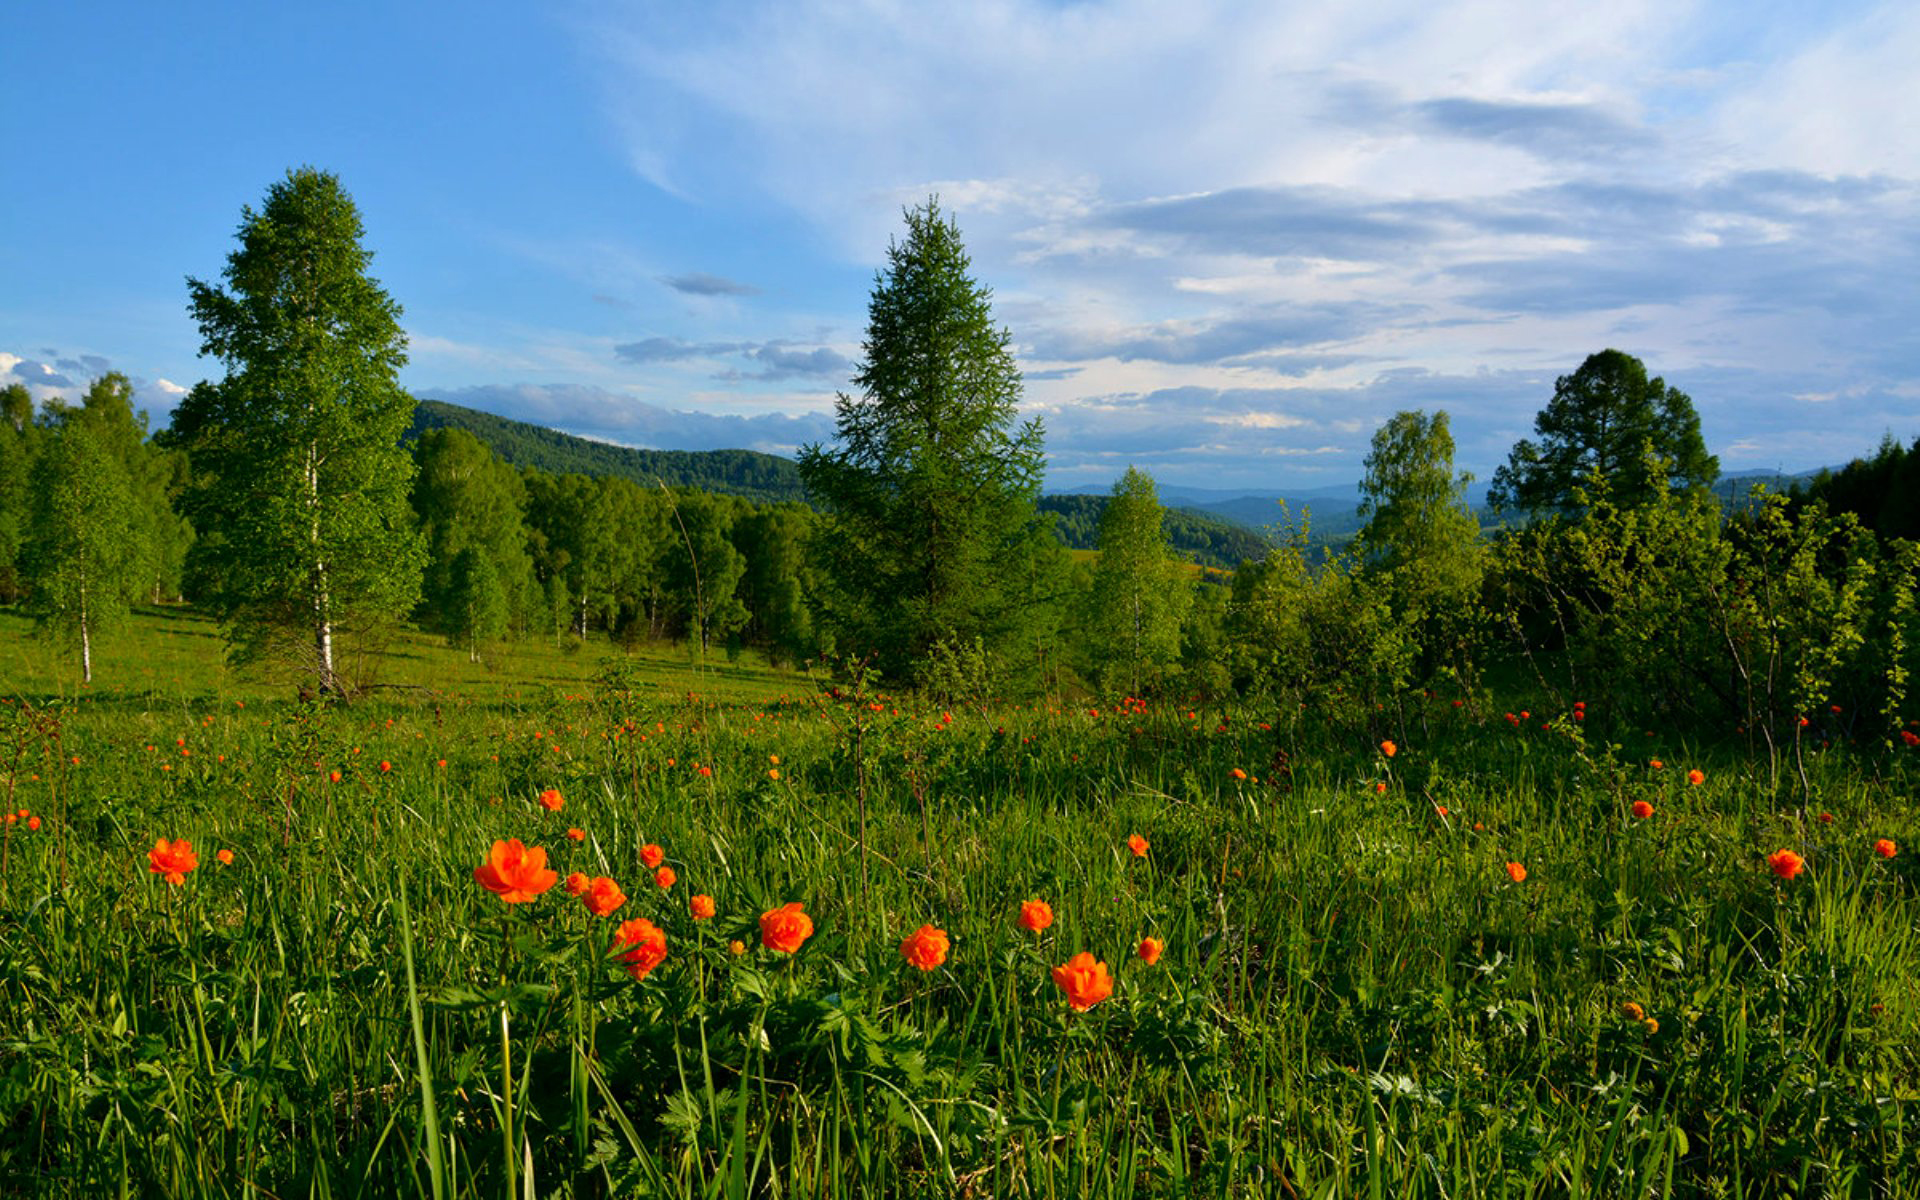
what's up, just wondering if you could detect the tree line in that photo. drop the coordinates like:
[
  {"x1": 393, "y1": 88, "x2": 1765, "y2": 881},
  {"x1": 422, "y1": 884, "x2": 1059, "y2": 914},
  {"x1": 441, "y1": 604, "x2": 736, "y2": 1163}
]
[{"x1": 4, "y1": 168, "x2": 1916, "y2": 770}]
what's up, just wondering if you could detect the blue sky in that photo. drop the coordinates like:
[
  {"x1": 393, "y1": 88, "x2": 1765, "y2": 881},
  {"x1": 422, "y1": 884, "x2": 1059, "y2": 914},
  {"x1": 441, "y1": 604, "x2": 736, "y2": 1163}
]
[{"x1": 3, "y1": 0, "x2": 1916, "y2": 491}]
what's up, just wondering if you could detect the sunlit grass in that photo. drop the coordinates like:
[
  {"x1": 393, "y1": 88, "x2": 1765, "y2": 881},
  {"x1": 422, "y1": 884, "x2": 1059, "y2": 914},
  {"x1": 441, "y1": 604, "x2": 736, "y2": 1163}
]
[{"x1": 1, "y1": 611, "x2": 1916, "y2": 1197}]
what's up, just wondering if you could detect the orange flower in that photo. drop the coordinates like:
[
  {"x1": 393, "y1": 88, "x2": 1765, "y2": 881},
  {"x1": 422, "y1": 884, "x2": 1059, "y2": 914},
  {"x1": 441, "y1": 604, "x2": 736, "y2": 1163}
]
[
  {"x1": 760, "y1": 902, "x2": 814, "y2": 954},
  {"x1": 697, "y1": 765, "x2": 713, "y2": 778},
  {"x1": 379, "y1": 760, "x2": 392, "y2": 774},
  {"x1": 1052, "y1": 951, "x2": 1114, "y2": 1012},
  {"x1": 610, "y1": 918, "x2": 667, "y2": 980},
  {"x1": 583, "y1": 876, "x2": 627, "y2": 917},
  {"x1": 900, "y1": 924, "x2": 951, "y2": 971},
  {"x1": 148, "y1": 838, "x2": 199, "y2": 885},
  {"x1": 538, "y1": 788, "x2": 564, "y2": 812},
  {"x1": 1767, "y1": 849, "x2": 1805, "y2": 880},
  {"x1": 1873, "y1": 838, "x2": 1897, "y2": 859},
  {"x1": 1631, "y1": 800, "x2": 1654, "y2": 819},
  {"x1": 728, "y1": 939, "x2": 746, "y2": 956},
  {"x1": 1018, "y1": 899, "x2": 1054, "y2": 933},
  {"x1": 1649, "y1": 759, "x2": 1663, "y2": 770},
  {"x1": 216, "y1": 848, "x2": 234, "y2": 865},
  {"x1": 1686, "y1": 769, "x2": 1705, "y2": 786},
  {"x1": 1380, "y1": 740, "x2": 1397, "y2": 758},
  {"x1": 329, "y1": 769, "x2": 342, "y2": 783},
  {"x1": 690, "y1": 894, "x2": 716, "y2": 920},
  {"x1": 1127, "y1": 833, "x2": 1149, "y2": 858},
  {"x1": 1505, "y1": 861, "x2": 1527, "y2": 883},
  {"x1": 641, "y1": 843, "x2": 664, "y2": 869},
  {"x1": 26, "y1": 816, "x2": 40, "y2": 831},
  {"x1": 566, "y1": 827, "x2": 585, "y2": 842},
  {"x1": 1229, "y1": 767, "x2": 1248, "y2": 781},
  {"x1": 473, "y1": 838, "x2": 559, "y2": 903},
  {"x1": 565, "y1": 871, "x2": 590, "y2": 896},
  {"x1": 1621, "y1": 1001, "x2": 1645, "y2": 1021},
  {"x1": 654, "y1": 866, "x2": 676, "y2": 890},
  {"x1": 1138, "y1": 936, "x2": 1164, "y2": 966}
]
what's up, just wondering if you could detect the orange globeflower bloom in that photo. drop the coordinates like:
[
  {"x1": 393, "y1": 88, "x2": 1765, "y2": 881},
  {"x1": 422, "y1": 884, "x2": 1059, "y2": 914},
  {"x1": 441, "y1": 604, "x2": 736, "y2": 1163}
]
[
  {"x1": 1018, "y1": 899, "x2": 1054, "y2": 933},
  {"x1": 1381, "y1": 740, "x2": 1397, "y2": 758},
  {"x1": 583, "y1": 876, "x2": 627, "y2": 917},
  {"x1": 760, "y1": 902, "x2": 814, "y2": 954},
  {"x1": 329, "y1": 769, "x2": 343, "y2": 783},
  {"x1": 654, "y1": 866, "x2": 677, "y2": 890},
  {"x1": 473, "y1": 839, "x2": 559, "y2": 903},
  {"x1": 728, "y1": 939, "x2": 746, "y2": 956},
  {"x1": 1229, "y1": 768, "x2": 1248, "y2": 781},
  {"x1": 566, "y1": 827, "x2": 586, "y2": 842},
  {"x1": 379, "y1": 760, "x2": 392, "y2": 774},
  {"x1": 538, "y1": 788, "x2": 564, "y2": 812},
  {"x1": 1649, "y1": 759, "x2": 1663, "y2": 770},
  {"x1": 1127, "y1": 834, "x2": 1150, "y2": 858},
  {"x1": 148, "y1": 838, "x2": 199, "y2": 885},
  {"x1": 216, "y1": 848, "x2": 235, "y2": 865},
  {"x1": 1138, "y1": 936, "x2": 1164, "y2": 966},
  {"x1": 1505, "y1": 861, "x2": 1528, "y2": 883},
  {"x1": 1873, "y1": 838, "x2": 1897, "y2": 859},
  {"x1": 900, "y1": 924, "x2": 951, "y2": 971},
  {"x1": 1768, "y1": 849, "x2": 1806, "y2": 880},
  {"x1": 697, "y1": 765, "x2": 713, "y2": 778},
  {"x1": 690, "y1": 894, "x2": 717, "y2": 920},
  {"x1": 610, "y1": 918, "x2": 667, "y2": 980},
  {"x1": 27, "y1": 816, "x2": 40, "y2": 831},
  {"x1": 1052, "y1": 952, "x2": 1114, "y2": 1012},
  {"x1": 1631, "y1": 800, "x2": 1655, "y2": 819},
  {"x1": 565, "y1": 871, "x2": 590, "y2": 896},
  {"x1": 640, "y1": 843, "x2": 665, "y2": 869},
  {"x1": 1686, "y1": 769, "x2": 1705, "y2": 786}
]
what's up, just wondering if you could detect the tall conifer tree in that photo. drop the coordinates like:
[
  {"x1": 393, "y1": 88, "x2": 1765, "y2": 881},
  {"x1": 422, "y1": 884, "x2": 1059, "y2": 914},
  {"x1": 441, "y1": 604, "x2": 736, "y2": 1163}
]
[{"x1": 799, "y1": 199, "x2": 1055, "y2": 681}]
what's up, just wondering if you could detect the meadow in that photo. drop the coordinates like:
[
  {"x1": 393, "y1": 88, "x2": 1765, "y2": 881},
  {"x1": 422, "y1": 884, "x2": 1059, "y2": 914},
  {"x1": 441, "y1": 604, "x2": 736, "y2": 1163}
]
[{"x1": 2, "y1": 609, "x2": 1917, "y2": 1198}]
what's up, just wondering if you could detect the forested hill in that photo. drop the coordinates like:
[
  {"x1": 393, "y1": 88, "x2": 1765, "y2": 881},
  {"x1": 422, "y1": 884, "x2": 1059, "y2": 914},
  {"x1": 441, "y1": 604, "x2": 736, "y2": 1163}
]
[
  {"x1": 409, "y1": 398, "x2": 1270, "y2": 568},
  {"x1": 1040, "y1": 495, "x2": 1270, "y2": 570},
  {"x1": 407, "y1": 399, "x2": 809, "y2": 504}
]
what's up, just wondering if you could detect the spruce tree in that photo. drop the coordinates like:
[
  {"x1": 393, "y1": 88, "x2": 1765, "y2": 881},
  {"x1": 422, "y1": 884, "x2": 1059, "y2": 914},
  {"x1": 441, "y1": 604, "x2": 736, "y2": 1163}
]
[{"x1": 798, "y1": 199, "x2": 1054, "y2": 681}]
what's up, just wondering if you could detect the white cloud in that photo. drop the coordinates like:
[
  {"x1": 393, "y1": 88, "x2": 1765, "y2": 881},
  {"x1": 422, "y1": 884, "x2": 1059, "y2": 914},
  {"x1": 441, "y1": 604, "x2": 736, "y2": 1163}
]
[{"x1": 552, "y1": 0, "x2": 1920, "y2": 486}]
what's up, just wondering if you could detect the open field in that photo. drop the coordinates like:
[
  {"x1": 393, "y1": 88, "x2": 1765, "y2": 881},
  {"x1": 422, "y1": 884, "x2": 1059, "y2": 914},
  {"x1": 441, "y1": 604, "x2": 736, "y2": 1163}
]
[{"x1": 2, "y1": 610, "x2": 1918, "y2": 1197}]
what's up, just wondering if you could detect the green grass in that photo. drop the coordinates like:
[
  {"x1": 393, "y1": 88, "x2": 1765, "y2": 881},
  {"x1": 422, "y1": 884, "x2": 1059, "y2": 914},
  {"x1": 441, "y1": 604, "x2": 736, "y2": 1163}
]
[{"x1": 2, "y1": 609, "x2": 1917, "y2": 1197}]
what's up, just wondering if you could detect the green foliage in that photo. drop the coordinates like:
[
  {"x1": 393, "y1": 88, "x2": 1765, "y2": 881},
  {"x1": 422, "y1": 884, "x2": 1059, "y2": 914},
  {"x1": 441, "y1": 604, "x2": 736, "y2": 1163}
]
[
  {"x1": 412, "y1": 426, "x2": 539, "y2": 635},
  {"x1": 1491, "y1": 468, "x2": 1731, "y2": 723},
  {"x1": 1490, "y1": 349, "x2": 1719, "y2": 516},
  {"x1": 174, "y1": 167, "x2": 424, "y2": 694},
  {"x1": 0, "y1": 383, "x2": 42, "y2": 603},
  {"x1": 1039, "y1": 493, "x2": 1270, "y2": 570},
  {"x1": 799, "y1": 199, "x2": 1058, "y2": 684},
  {"x1": 1357, "y1": 410, "x2": 1486, "y2": 684},
  {"x1": 20, "y1": 421, "x2": 143, "y2": 681},
  {"x1": 1226, "y1": 512, "x2": 1413, "y2": 719},
  {"x1": 1791, "y1": 430, "x2": 1920, "y2": 543},
  {"x1": 1087, "y1": 467, "x2": 1192, "y2": 695},
  {"x1": 734, "y1": 503, "x2": 819, "y2": 667},
  {"x1": 445, "y1": 546, "x2": 509, "y2": 662},
  {"x1": 661, "y1": 489, "x2": 749, "y2": 653}
]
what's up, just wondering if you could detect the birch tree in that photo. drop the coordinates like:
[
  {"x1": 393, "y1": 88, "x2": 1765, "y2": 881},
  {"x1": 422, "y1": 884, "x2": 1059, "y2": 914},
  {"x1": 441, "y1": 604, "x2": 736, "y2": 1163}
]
[{"x1": 176, "y1": 168, "x2": 422, "y2": 695}]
